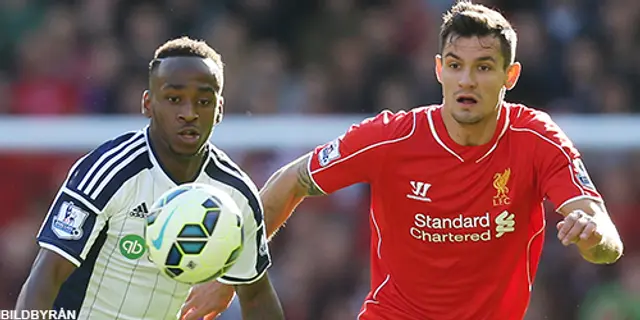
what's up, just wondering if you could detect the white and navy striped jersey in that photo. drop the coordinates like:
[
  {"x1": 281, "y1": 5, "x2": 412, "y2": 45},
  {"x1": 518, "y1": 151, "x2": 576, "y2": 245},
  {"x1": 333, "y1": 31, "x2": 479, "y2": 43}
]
[{"x1": 36, "y1": 127, "x2": 271, "y2": 320}]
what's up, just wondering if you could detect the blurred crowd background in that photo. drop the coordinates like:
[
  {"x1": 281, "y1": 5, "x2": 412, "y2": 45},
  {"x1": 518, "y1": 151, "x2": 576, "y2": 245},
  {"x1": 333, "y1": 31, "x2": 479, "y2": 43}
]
[{"x1": 0, "y1": 0, "x2": 639, "y2": 319}]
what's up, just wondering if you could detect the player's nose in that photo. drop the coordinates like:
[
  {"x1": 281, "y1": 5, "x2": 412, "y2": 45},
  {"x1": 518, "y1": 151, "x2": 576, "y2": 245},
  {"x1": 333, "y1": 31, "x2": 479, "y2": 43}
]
[
  {"x1": 458, "y1": 69, "x2": 477, "y2": 89},
  {"x1": 178, "y1": 103, "x2": 199, "y2": 122}
]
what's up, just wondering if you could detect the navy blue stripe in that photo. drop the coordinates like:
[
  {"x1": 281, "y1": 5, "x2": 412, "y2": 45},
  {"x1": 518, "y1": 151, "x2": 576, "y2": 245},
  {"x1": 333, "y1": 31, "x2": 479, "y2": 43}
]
[
  {"x1": 53, "y1": 222, "x2": 109, "y2": 314},
  {"x1": 76, "y1": 135, "x2": 144, "y2": 193},
  {"x1": 85, "y1": 142, "x2": 147, "y2": 196},
  {"x1": 204, "y1": 161, "x2": 262, "y2": 225},
  {"x1": 205, "y1": 159, "x2": 271, "y2": 281},
  {"x1": 210, "y1": 148, "x2": 241, "y2": 174},
  {"x1": 67, "y1": 132, "x2": 142, "y2": 190},
  {"x1": 93, "y1": 151, "x2": 153, "y2": 210}
]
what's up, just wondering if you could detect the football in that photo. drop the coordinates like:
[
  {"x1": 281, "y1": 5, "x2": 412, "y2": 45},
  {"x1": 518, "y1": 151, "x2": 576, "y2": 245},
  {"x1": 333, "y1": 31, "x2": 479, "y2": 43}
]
[{"x1": 145, "y1": 183, "x2": 244, "y2": 284}]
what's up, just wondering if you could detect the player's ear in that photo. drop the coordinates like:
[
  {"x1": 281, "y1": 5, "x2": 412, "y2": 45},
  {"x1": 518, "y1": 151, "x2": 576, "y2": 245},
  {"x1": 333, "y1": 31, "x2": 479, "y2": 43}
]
[
  {"x1": 434, "y1": 55, "x2": 443, "y2": 84},
  {"x1": 504, "y1": 62, "x2": 521, "y2": 90},
  {"x1": 142, "y1": 90, "x2": 152, "y2": 118},
  {"x1": 214, "y1": 96, "x2": 224, "y2": 125}
]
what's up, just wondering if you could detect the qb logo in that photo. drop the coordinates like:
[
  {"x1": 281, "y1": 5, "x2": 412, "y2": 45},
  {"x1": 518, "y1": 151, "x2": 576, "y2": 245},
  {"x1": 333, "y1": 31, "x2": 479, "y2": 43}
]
[{"x1": 119, "y1": 234, "x2": 146, "y2": 260}]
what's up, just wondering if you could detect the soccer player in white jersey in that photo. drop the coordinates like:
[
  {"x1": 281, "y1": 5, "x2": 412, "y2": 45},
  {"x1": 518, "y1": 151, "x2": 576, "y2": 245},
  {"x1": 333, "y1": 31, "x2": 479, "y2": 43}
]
[{"x1": 15, "y1": 37, "x2": 284, "y2": 320}]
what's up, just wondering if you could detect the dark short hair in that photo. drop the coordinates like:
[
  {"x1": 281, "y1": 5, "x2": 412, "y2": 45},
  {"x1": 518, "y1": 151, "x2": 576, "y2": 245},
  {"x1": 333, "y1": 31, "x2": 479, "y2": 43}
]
[
  {"x1": 440, "y1": 1, "x2": 517, "y2": 69},
  {"x1": 149, "y1": 36, "x2": 224, "y2": 87}
]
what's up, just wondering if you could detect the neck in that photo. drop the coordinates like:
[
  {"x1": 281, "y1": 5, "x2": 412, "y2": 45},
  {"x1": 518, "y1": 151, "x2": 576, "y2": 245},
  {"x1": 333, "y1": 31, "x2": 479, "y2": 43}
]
[
  {"x1": 442, "y1": 106, "x2": 501, "y2": 146},
  {"x1": 148, "y1": 130, "x2": 207, "y2": 184}
]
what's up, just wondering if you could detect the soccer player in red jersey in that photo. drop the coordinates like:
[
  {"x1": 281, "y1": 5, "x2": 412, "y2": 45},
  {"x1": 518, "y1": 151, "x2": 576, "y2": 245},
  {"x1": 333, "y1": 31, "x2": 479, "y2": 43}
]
[{"x1": 179, "y1": 2, "x2": 623, "y2": 319}]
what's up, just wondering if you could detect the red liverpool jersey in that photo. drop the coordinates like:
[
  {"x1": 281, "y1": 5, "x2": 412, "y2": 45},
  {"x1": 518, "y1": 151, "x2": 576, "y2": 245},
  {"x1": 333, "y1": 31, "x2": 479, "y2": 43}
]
[{"x1": 308, "y1": 103, "x2": 602, "y2": 320}]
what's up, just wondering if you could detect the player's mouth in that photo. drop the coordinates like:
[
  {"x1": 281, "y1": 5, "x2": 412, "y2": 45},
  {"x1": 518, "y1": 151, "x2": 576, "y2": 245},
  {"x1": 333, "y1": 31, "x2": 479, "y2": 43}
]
[
  {"x1": 456, "y1": 95, "x2": 478, "y2": 105},
  {"x1": 177, "y1": 127, "x2": 201, "y2": 144}
]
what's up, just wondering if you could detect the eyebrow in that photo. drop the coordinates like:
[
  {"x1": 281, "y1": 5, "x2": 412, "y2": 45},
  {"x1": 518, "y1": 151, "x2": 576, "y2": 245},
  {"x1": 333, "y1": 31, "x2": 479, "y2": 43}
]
[
  {"x1": 443, "y1": 53, "x2": 497, "y2": 63},
  {"x1": 160, "y1": 84, "x2": 218, "y2": 93}
]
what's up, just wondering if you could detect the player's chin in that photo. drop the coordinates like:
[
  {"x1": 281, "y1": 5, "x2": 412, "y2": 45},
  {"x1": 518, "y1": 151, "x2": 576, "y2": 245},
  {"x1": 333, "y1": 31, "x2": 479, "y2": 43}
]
[
  {"x1": 452, "y1": 111, "x2": 483, "y2": 125},
  {"x1": 170, "y1": 141, "x2": 205, "y2": 157}
]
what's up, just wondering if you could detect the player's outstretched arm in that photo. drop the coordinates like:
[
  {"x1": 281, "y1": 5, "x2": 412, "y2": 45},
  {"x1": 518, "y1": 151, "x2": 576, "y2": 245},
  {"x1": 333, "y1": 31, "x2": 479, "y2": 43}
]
[
  {"x1": 234, "y1": 274, "x2": 284, "y2": 320},
  {"x1": 556, "y1": 198, "x2": 623, "y2": 264},
  {"x1": 15, "y1": 249, "x2": 76, "y2": 311},
  {"x1": 260, "y1": 153, "x2": 324, "y2": 238}
]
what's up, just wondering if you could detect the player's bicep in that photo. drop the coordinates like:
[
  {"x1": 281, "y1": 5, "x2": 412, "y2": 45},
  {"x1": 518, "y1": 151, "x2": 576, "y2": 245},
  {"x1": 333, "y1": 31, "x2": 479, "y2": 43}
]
[
  {"x1": 295, "y1": 153, "x2": 324, "y2": 196},
  {"x1": 29, "y1": 247, "x2": 77, "y2": 288},
  {"x1": 36, "y1": 190, "x2": 107, "y2": 267},
  {"x1": 16, "y1": 247, "x2": 77, "y2": 310}
]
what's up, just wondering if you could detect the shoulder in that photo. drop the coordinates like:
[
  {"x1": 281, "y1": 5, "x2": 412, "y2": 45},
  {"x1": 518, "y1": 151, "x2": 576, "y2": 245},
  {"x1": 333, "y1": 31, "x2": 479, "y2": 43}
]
[
  {"x1": 363, "y1": 108, "x2": 419, "y2": 137},
  {"x1": 65, "y1": 129, "x2": 152, "y2": 210},
  {"x1": 206, "y1": 145, "x2": 254, "y2": 185},
  {"x1": 205, "y1": 145, "x2": 262, "y2": 221},
  {"x1": 344, "y1": 107, "x2": 426, "y2": 145},
  {"x1": 508, "y1": 103, "x2": 557, "y2": 131},
  {"x1": 506, "y1": 102, "x2": 579, "y2": 157}
]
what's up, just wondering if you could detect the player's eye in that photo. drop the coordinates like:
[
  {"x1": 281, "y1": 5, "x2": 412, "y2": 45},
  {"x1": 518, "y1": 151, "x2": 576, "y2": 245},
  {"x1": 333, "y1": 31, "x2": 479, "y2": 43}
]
[
  {"x1": 198, "y1": 99, "x2": 213, "y2": 106},
  {"x1": 478, "y1": 65, "x2": 492, "y2": 71},
  {"x1": 448, "y1": 62, "x2": 460, "y2": 69},
  {"x1": 167, "y1": 96, "x2": 181, "y2": 104}
]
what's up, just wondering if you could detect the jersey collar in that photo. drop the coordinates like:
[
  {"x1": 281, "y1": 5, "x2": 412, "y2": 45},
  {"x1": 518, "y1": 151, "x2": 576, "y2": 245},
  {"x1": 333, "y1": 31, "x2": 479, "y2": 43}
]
[
  {"x1": 426, "y1": 103, "x2": 511, "y2": 163},
  {"x1": 144, "y1": 126, "x2": 211, "y2": 186}
]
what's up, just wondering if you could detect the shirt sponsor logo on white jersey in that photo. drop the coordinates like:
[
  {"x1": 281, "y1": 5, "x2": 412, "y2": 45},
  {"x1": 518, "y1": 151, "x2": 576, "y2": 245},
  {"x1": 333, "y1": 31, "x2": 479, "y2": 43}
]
[
  {"x1": 119, "y1": 234, "x2": 147, "y2": 260},
  {"x1": 52, "y1": 201, "x2": 89, "y2": 240},
  {"x1": 409, "y1": 211, "x2": 515, "y2": 243}
]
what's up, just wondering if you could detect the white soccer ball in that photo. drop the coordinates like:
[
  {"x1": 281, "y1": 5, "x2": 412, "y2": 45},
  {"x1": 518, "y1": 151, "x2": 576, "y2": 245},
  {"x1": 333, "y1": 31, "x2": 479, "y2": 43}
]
[{"x1": 145, "y1": 183, "x2": 244, "y2": 284}]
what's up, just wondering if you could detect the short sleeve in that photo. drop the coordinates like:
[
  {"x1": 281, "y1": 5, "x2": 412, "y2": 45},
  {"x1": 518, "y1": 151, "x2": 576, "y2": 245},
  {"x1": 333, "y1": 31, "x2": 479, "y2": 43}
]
[
  {"x1": 535, "y1": 118, "x2": 602, "y2": 210},
  {"x1": 211, "y1": 159, "x2": 271, "y2": 285},
  {"x1": 37, "y1": 131, "x2": 149, "y2": 267},
  {"x1": 218, "y1": 220, "x2": 270, "y2": 285},
  {"x1": 308, "y1": 110, "x2": 414, "y2": 194},
  {"x1": 37, "y1": 158, "x2": 110, "y2": 267}
]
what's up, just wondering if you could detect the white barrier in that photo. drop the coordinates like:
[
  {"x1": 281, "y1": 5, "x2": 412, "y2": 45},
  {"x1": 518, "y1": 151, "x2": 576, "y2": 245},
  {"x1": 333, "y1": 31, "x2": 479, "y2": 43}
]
[{"x1": 0, "y1": 114, "x2": 638, "y2": 151}]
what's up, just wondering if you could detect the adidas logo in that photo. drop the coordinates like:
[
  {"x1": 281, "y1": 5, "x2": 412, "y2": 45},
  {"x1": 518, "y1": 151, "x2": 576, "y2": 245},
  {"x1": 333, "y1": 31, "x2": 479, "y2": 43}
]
[{"x1": 129, "y1": 203, "x2": 149, "y2": 219}]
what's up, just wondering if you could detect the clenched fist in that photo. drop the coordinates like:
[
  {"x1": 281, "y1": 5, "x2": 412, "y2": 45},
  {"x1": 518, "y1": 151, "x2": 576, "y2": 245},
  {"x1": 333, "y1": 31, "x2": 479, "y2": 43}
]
[{"x1": 556, "y1": 209, "x2": 603, "y2": 249}]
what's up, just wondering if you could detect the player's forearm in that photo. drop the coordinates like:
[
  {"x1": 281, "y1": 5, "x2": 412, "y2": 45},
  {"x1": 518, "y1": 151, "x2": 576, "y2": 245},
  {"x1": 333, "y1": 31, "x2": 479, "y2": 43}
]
[
  {"x1": 558, "y1": 200, "x2": 623, "y2": 264},
  {"x1": 238, "y1": 290, "x2": 284, "y2": 320},
  {"x1": 260, "y1": 154, "x2": 322, "y2": 239},
  {"x1": 260, "y1": 168, "x2": 304, "y2": 238},
  {"x1": 235, "y1": 277, "x2": 284, "y2": 320},
  {"x1": 15, "y1": 274, "x2": 59, "y2": 311},
  {"x1": 578, "y1": 233, "x2": 623, "y2": 264}
]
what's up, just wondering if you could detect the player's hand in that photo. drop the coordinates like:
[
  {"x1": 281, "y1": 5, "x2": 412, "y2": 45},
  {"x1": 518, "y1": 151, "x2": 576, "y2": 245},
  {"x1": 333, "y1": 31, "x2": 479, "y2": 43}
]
[
  {"x1": 178, "y1": 281, "x2": 235, "y2": 320},
  {"x1": 556, "y1": 210, "x2": 603, "y2": 249}
]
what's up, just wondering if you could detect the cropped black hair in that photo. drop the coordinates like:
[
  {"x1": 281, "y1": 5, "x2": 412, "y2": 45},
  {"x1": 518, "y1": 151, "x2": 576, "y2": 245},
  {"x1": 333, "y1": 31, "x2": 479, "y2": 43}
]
[
  {"x1": 149, "y1": 36, "x2": 224, "y2": 86},
  {"x1": 440, "y1": 1, "x2": 517, "y2": 69}
]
